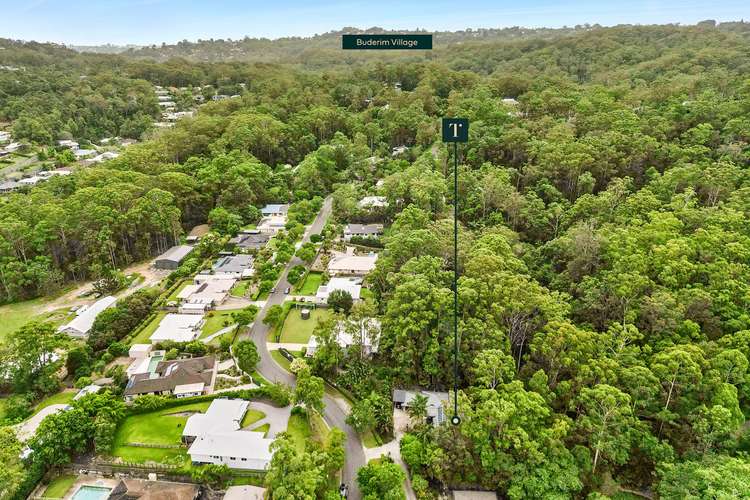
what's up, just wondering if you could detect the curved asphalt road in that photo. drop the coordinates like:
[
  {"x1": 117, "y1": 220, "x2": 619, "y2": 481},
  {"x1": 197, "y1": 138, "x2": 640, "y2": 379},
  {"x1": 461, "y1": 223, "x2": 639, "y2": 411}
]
[{"x1": 243, "y1": 197, "x2": 365, "y2": 499}]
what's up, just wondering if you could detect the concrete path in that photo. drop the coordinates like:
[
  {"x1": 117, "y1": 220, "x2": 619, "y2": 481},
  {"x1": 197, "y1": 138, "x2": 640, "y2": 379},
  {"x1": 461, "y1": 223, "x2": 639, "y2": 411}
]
[
  {"x1": 241, "y1": 402, "x2": 292, "y2": 438},
  {"x1": 14, "y1": 404, "x2": 68, "y2": 441},
  {"x1": 213, "y1": 383, "x2": 259, "y2": 393}
]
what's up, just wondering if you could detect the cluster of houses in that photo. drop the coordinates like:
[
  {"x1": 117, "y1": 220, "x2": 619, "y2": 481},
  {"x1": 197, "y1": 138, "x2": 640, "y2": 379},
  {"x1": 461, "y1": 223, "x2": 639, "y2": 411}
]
[{"x1": 0, "y1": 169, "x2": 72, "y2": 193}]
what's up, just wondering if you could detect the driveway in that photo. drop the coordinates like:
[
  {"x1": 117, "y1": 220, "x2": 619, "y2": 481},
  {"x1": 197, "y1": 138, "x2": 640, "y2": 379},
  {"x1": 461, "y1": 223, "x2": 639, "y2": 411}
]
[
  {"x1": 242, "y1": 401, "x2": 291, "y2": 438},
  {"x1": 14, "y1": 404, "x2": 68, "y2": 442},
  {"x1": 242, "y1": 197, "x2": 366, "y2": 499}
]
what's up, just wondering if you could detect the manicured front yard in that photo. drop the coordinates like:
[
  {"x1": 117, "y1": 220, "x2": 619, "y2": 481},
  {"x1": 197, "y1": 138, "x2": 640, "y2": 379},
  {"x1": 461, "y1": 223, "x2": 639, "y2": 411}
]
[
  {"x1": 129, "y1": 312, "x2": 165, "y2": 345},
  {"x1": 297, "y1": 271, "x2": 323, "y2": 295},
  {"x1": 279, "y1": 308, "x2": 332, "y2": 344},
  {"x1": 251, "y1": 423, "x2": 270, "y2": 436},
  {"x1": 230, "y1": 280, "x2": 251, "y2": 297},
  {"x1": 167, "y1": 279, "x2": 191, "y2": 301},
  {"x1": 34, "y1": 390, "x2": 76, "y2": 413},
  {"x1": 200, "y1": 310, "x2": 241, "y2": 339},
  {"x1": 114, "y1": 401, "x2": 211, "y2": 447},
  {"x1": 41, "y1": 474, "x2": 77, "y2": 498}
]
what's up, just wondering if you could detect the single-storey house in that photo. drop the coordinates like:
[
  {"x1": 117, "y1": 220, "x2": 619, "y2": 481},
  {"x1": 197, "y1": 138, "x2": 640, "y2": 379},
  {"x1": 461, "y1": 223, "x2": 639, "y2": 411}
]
[
  {"x1": 257, "y1": 215, "x2": 287, "y2": 234},
  {"x1": 316, "y1": 277, "x2": 362, "y2": 302},
  {"x1": 344, "y1": 223, "x2": 384, "y2": 241},
  {"x1": 177, "y1": 274, "x2": 236, "y2": 311},
  {"x1": 358, "y1": 196, "x2": 388, "y2": 209},
  {"x1": 149, "y1": 313, "x2": 204, "y2": 344},
  {"x1": 260, "y1": 204, "x2": 290, "y2": 217},
  {"x1": 0, "y1": 131, "x2": 10, "y2": 142},
  {"x1": 213, "y1": 254, "x2": 254, "y2": 278},
  {"x1": 57, "y1": 295, "x2": 117, "y2": 338},
  {"x1": 328, "y1": 252, "x2": 378, "y2": 276},
  {"x1": 124, "y1": 356, "x2": 216, "y2": 401},
  {"x1": 393, "y1": 389, "x2": 450, "y2": 426},
  {"x1": 73, "y1": 148, "x2": 97, "y2": 159},
  {"x1": 230, "y1": 230, "x2": 271, "y2": 252},
  {"x1": 185, "y1": 399, "x2": 273, "y2": 470},
  {"x1": 154, "y1": 245, "x2": 194, "y2": 270},
  {"x1": 307, "y1": 318, "x2": 380, "y2": 357}
]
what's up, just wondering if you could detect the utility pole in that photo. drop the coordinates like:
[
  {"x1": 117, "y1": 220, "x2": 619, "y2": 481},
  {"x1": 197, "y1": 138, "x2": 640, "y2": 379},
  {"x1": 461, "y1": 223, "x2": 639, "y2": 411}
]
[{"x1": 442, "y1": 117, "x2": 468, "y2": 426}]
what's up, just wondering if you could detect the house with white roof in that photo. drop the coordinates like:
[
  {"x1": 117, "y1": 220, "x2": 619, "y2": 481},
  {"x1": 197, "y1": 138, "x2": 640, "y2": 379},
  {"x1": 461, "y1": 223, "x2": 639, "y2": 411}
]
[
  {"x1": 358, "y1": 196, "x2": 389, "y2": 209},
  {"x1": 257, "y1": 215, "x2": 287, "y2": 234},
  {"x1": 73, "y1": 148, "x2": 97, "y2": 160},
  {"x1": 177, "y1": 274, "x2": 236, "y2": 312},
  {"x1": 260, "y1": 204, "x2": 289, "y2": 217},
  {"x1": 18, "y1": 176, "x2": 42, "y2": 186},
  {"x1": 184, "y1": 399, "x2": 273, "y2": 470},
  {"x1": 0, "y1": 181, "x2": 20, "y2": 193},
  {"x1": 0, "y1": 131, "x2": 10, "y2": 143},
  {"x1": 307, "y1": 318, "x2": 380, "y2": 357},
  {"x1": 328, "y1": 250, "x2": 378, "y2": 276},
  {"x1": 4, "y1": 142, "x2": 21, "y2": 153},
  {"x1": 149, "y1": 313, "x2": 204, "y2": 344},
  {"x1": 316, "y1": 277, "x2": 362, "y2": 302},
  {"x1": 57, "y1": 140, "x2": 79, "y2": 150},
  {"x1": 58, "y1": 295, "x2": 117, "y2": 338}
]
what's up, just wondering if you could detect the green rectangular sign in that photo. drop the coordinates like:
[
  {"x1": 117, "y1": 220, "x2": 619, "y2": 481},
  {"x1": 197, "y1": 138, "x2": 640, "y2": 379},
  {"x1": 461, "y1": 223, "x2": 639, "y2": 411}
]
[
  {"x1": 342, "y1": 34, "x2": 433, "y2": 50},
  {"x1": 442, "y1": 118, "x2": 469, "y2": 143}
]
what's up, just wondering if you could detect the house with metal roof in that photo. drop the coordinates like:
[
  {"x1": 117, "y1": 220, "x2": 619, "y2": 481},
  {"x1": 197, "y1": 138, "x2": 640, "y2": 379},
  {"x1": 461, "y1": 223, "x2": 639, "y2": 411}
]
[
  {"x1": 148, "y1": 313, "x2": 204, "y2": 343},
  {"x1": 212, "y1": 254, "x2": 254, "y2": 278},
  {"x1": 316, "y1": 277, "x2": 362, "y2": 302},
  {"x1": 260, "y1": 203, "x2": 290, "y2": 217},
  {"x1": 392, "y1": 389, "x2": 450, "y2": 426},
  {"x1": 57, "y1": 295, "x2": 117, "y2": 338},
  {"x1": 344, "y1": 223, "x2": 384, "y2": 241},
  {"x1": 230, "y1": 230, "x2": 271, "y2": 252}
]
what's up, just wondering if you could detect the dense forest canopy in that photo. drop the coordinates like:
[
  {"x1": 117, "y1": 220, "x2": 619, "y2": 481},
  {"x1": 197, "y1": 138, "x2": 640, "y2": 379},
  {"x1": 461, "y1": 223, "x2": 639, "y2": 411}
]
[{"x1": 1, "y1": 21, "x2": 750, "y2": 497}]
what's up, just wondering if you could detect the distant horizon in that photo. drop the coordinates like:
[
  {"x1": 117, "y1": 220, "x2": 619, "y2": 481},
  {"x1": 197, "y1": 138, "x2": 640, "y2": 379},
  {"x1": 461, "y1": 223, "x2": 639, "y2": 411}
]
[{"x1": 1, "y1": 0, "x2": 747, "y2": 46}]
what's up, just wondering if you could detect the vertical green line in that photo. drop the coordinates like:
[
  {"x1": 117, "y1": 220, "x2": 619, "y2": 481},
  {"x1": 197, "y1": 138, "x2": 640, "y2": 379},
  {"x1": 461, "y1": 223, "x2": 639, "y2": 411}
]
[{"x1": 453, "y1": 141, "x2": 459, "y2": 422}]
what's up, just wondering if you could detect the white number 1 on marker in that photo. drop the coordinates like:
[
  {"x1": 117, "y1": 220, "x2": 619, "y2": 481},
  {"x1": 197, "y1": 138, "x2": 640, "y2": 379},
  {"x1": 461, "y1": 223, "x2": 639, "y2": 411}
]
[{"x1": 450, "y1": 123, "x2": 462, "y2": 137}]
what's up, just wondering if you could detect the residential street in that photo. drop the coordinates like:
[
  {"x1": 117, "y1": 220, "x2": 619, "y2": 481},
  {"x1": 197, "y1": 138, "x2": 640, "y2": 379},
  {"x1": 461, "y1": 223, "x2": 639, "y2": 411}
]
[{"x1": 243, "y1": 196, "x2": 366, "y2": 499}]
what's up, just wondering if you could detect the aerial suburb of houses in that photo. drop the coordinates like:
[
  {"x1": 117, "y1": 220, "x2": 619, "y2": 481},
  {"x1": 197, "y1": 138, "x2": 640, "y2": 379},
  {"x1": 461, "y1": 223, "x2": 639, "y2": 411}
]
[{"x1": 0, "y1": 2, "x2": 749, "y2": 500}]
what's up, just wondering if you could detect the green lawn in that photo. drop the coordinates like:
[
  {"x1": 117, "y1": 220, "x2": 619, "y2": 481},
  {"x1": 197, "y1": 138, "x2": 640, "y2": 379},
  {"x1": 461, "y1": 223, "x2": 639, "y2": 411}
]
[
  {"x1": 287, "y1": 413, "x2": 312, "y2": 452},
  {"x1": 114, "y1": 401, "x2": 210, "y2": 447},
  {"x1": 297, "y1": 272, "x2": 323, "y2": 295},
  {"x1": 241, "y1": 409, "x2": 265, "y2": 428},
  {"x1": 251, "y1": 423, "x2": 270, "y2": 436},
  {"x1": 0, "y1": 298, "x2": 75, "y2": 343},
  {"x1": 270, "y1": 349, "x2": 303, "y2": 372},
  {"x1": 34, "y1": 390, "x2": 76, "y2": 413},
  {"x1": 201, "y1": 310, "x2": 241, "y2": 338},
  {"x1": 129, "y1": 312, "x2": 165, "y2": 345},
  {"x1": 279, "y1": 308, "x2": 332, "y2": 344},
  {"x1": 230, "y1": 280, "x2": 251, "y2": 298},
  {"x1": 362, "y1": 430, "x2": 382, "y2": 448},
  {"x1": 42, "y1": 474, "x2": 77, "y2": 498}
]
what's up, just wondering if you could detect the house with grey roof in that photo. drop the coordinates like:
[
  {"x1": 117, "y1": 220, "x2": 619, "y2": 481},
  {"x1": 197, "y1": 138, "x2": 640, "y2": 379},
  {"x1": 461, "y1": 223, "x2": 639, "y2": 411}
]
[
  {"x1": 344, "y1": 223, "x2": 384, "y2": 241},
  {"x1": 393, "y1": 389, "x2": 450, "y2": 426},
  {"x1": 124, "y1": 356, "x2": 216, "y2": 401},
  {"x1": 213, "y1": 254, "x2": 254, "y2": 278},
  {"x1": 154, "y1": 245, "x2": 194, "y2": 270},
  {"x1": 230, "y1": 229, "x2": 271, "y2": 252}
]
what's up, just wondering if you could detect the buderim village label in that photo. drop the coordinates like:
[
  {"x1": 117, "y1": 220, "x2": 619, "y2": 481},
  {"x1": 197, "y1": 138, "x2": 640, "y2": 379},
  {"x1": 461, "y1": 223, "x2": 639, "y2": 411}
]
[{"x1": 342, "y1": 34, "x2": 433, "y2": 50}]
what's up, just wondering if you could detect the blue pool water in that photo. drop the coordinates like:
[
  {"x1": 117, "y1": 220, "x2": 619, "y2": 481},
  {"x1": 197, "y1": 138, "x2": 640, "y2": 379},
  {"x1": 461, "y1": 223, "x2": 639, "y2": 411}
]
[{"x1": 72, "y1": 486, "x2": 111, "y2": 500}]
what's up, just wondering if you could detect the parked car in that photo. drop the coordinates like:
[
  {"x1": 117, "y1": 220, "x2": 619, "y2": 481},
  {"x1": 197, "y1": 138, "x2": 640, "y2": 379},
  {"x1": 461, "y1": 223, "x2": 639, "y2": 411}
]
[{"x1": 284, "y1": 287, "x2": 291, "y2": 294}]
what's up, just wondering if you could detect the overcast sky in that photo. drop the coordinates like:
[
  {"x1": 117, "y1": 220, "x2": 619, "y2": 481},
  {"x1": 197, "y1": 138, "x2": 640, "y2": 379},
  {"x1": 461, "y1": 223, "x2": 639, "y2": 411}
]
[{"x1": 1, "y1": 0, "x2": 747, "y2": 46}]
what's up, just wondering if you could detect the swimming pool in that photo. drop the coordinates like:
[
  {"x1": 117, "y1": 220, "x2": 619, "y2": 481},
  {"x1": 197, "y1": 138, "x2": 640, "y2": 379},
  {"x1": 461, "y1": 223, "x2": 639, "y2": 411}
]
[
  {"x1": 71, "y1": 485, "x2": 112, "y2": 500},
  {"x1": 147, "y1": 354, "x2": 164, "y2": 372}
]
